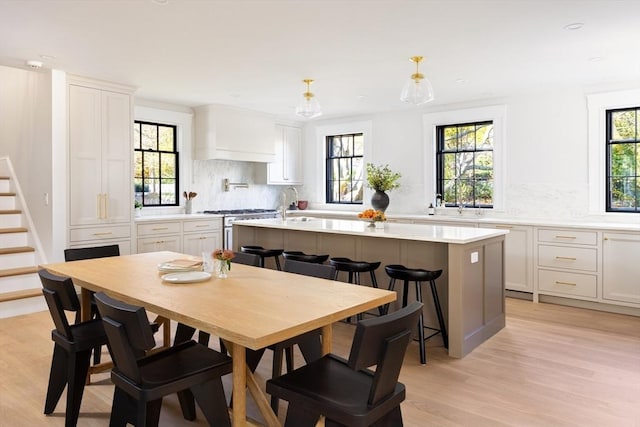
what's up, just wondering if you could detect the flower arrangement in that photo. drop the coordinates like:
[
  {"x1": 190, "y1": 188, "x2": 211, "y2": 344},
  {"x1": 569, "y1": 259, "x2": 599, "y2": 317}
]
[
  {"x1": 366, "y1": 163, "x2": 401, "y2": 192},
  {"x1": 358, "y1": 208, "x2": 387, "y2": 222},
  {"x1": 212, "y1": 249, "x2": 235, "y2": 270}
]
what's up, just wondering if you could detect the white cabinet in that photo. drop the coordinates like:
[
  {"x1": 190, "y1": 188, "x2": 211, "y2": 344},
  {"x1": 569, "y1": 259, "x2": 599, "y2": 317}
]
[
  {"x1": 602, "y1": 232, "x2": 640, "y2": 305},
  {"x1": 67, "y1": 76, "x2": 134, "y2": 249},
  {"x1": 535, "y1": 227, "x2": 600, "y2": 302},
  {"x1": 194, "y1": 105, "x2": 276, "y2": 162},
  {"x1": 136, "y1": 221, "x2": 182, "y2": 253},
  {"x1": 267, "y1": 125, "x2": 303, "y2": 185},
  {"x1": 485, "y1": 224, "x2": 533, "y2": 293},
  {"x1": 182, "y1": 218, "x2": 222, "y2": 256},
  {"x1": 135, "y1": 217, "x2": 223, "y2": 257}
]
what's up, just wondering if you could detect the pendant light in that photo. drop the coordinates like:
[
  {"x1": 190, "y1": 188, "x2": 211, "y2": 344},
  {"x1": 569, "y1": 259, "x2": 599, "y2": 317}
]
[
  {"x1": 400, "y1": 56, "x2": 434, "y2": 105},
  {"x1": 295, "y1": 79, "x2": 322, "y2": 118}
]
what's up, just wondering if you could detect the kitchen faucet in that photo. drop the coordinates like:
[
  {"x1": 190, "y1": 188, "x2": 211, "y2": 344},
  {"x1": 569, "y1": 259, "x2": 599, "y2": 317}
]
[
  {"x1": 280, "y1": 187, "x2": 299, "y2": 220},
  {"x1": 457, "y1": 204, "x2": 465, "y2": 215}
]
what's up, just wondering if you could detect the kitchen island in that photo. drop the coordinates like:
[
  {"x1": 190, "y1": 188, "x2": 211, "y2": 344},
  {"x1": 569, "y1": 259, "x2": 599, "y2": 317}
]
[{"x1": 234, "y1": 218, "x2": 508, "y2": 358}]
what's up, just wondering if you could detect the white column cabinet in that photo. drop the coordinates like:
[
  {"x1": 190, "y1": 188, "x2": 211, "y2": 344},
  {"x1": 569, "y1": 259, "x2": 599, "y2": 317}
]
[
  {"x1": 485, "y1": 224, "x2": 533, "y2": 292},
  {"x1": 602, "y1": 232, "x2": 640, "y2": 304},
  {"x1": 67, "y1": 77, "x2": 135, "y2": 249},
  {"x1": 267, "y1": 125, "x2": 302, "y2": 185}
]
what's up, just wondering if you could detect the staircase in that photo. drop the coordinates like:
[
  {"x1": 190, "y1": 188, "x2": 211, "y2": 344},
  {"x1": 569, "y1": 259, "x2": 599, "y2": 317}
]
[{"x1": 0, "y1": 171, "x2": 47, "y2": 318}]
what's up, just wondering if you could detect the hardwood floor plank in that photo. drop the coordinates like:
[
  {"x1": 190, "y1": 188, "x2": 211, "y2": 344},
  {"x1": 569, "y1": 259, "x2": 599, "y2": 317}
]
[{"x1": 1, "y1": 298, "x2": 639, "y2": 426}]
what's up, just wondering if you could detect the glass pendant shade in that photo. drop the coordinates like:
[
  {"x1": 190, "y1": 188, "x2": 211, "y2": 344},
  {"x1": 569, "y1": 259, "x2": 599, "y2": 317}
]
[
  {"x1": 400, "y1": 56, "x2": 435, "y2": 105},
  {"x1": 295, "y1": 79, "x2": 322, "y2": 118}
]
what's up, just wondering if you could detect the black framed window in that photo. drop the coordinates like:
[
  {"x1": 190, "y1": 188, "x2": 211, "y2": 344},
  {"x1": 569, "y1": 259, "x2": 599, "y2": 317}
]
[
  {"x1": 326, "y1": 133, "x2": 364, "y2": 204},
  {"x1": 606, "y1": 107, "x2": 640, "y2": 212},
  {"x1": 436, "y1": 121, "x2": 494, "y2": 208},
  {"x1": 134, "y1": 121, "x2": 179, "y2": 207}
]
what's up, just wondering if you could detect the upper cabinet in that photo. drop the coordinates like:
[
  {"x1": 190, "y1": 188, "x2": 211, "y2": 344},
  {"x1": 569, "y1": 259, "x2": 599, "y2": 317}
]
[
  {"x1": 194, "y1": 105, "x2": 276, "y2": 163},
  {"x1": 267, "y1": 125, "x2": 303, "y2": 185}
]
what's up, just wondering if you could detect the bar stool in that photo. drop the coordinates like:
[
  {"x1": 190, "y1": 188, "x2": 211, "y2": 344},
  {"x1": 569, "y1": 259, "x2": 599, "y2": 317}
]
[
  {"x1": 329, "y1": 257, "x2": 382, "y2": 321},
  {"x1": 240, "y1": 245, "x2": 284, "y2": 270},
  {"x1": 384, "y1": 264, "x2": 448, "y2": 364},
  {"x1": 283, "y1": 251, "x2": 329, "y2": 264}
]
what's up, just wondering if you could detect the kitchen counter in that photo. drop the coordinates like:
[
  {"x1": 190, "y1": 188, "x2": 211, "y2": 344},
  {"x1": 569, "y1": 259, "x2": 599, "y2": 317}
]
[
  {"x1": 134, "y1": 213, "x2": 223, "y2": 222},
  {"x1": 234, "y1": 218, "x2": 506, "y2": 358},
  {"x1": 236, "y1": 217, "x2": 508, "y2": 244}
]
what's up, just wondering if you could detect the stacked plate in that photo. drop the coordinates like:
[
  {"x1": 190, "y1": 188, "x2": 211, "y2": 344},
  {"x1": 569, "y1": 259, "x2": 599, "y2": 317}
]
[{"x1": 157, "y1": 258, "x2": 203, "y2": 273}]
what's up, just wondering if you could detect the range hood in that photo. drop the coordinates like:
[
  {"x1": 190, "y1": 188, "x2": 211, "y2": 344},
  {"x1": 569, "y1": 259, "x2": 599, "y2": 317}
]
[{"x1": 194, "y1": 104, "x2": 276, "y2": 163}]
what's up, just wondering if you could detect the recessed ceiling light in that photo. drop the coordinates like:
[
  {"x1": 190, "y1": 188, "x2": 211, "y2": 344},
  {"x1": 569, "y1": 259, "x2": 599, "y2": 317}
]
[
  {"x1": 357, "y1": 95, "x2": 366, "y2": 99},
  {"x1": 455, "y1": 78, "x2": 468, "y2": 84},
  {"x1": 39, "y1": 54, "x2": 56, "y2": 60},
  {"x1": 151, "y1": 0, "x2": 169, "y2": 4},
  {"x1": 588, "y1": 56, "x2": 602, "y2": 62},
  {"x1": 26, "y1": 60, "x2": 43, "y2": 69},
  {"x1": 564, "y1": 22, "x2": 584, "y2": 31}
]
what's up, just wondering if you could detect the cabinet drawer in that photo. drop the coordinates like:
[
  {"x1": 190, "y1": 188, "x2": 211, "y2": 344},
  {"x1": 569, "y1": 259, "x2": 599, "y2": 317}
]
[
  {"x1": 137, "y1": 236, "x2": 181, "y2": 253},
  {"x1": 538, "y1": 245, "x2": 597, "y2": 271},
  {"x1": 70, "y1": 225, "x2": 131, "y2": 242},
  {"x1": 538, "y1": 269, "x2": 597, "y2": 298},
  {"x1": 183, "y1": 219, "x2": 221, "y2": 233},
  {"x1": 137, "y1": 222, "x2": 181, "y2": 236},
  {"x1": 537, "y1": 229, "x2": 597, "y2": 245}
]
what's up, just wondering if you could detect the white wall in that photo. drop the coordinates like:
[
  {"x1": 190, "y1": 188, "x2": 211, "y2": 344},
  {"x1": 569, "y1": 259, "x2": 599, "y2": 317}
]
[{"x1": 302, "y1": 85, "x2": 640, "y2": 223}]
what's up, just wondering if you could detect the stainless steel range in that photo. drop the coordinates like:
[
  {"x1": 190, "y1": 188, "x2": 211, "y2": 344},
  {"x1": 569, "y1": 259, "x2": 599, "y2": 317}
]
[{"x1": 203, "y1": 209, "x2": 279, "y2": 250}]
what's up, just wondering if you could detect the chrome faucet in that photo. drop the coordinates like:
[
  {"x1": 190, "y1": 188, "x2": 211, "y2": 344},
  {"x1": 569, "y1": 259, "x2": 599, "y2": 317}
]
[
  {"x1": 280, "y1": 187, "x2": 299, "y2": 220},
  {"x1": 287, "y1": 186, "x2": 299, "y2": 208},
  {"x1": 457, "y1": 204, "x2": 465, "y2": 215}
]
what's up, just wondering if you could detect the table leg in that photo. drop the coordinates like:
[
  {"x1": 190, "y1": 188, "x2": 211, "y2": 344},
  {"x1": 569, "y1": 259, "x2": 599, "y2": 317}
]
[
  {"x1": 80, "y1": 288, "x2": 92, "y2": 322},
  {"x1": 231, "y1": 342, "x2": 247, "y2": 426},
  {"x1": 321, "y1": 324, "x2": 332, "y2": 355}
]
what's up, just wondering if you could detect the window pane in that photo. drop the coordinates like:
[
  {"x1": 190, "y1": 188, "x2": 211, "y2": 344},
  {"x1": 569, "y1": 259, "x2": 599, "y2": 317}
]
[
  {"x1": 354, "y1": 134, "x2": 364, "y2": 156},
  {"x1": 141, "y1": 124, "x2": 157, "y2": 150},
  {"x1": 352, "y1": 157, "x2": 364, "y2": 181},
  {"x1": 443, "y1": 179, "x2": 456, "y2": 205},
  {"x1": 352, "y1": 180, "x2": 364, "y2": 202},
  {"x1": 610, "y1": 143, "x2": 636, "y2": 177},
  {"x1": 458, "y1": 152, "x2": 475, "y2": 179},
  {"x1": 458, "y1": 179, "x2": 474, "y2": 205},
  {"x1": 160, "y1": 179, "x2": 176, "y2": 204},
  {"x1": 611, "y1": 110, "x2": 637, "y2": 141},
  {"x1": 343, "y1": 135, "x2": 353, "y2": 156},
  {"x1": 443, "y1": 153, "x2": 456, "y2": 180},
  {"x1": 133, "y1": 123, "x2": 140, "y2": 149},
  {"x1": 330, "y1": 181, "x2": 340, "y2": 202},
  {"x1": 610, "y1": 177, "x2": 637, "y2": 208},
  {"x1": 476, "y1": 124, "x2": 493, "y2": 149},
  {"x1": 338, "y1": 158, "x2": 350, "y2": 180},
  {"x1": 331, "y1": 139, "x2": 342, "y2": 157},
  {"x1": 158, "y1": 126, "x2": 174, "y2": 151},
  {"x1": 143, "y1": 152, "x2": 159, "y2": 178},
  {"x1": 443, "y1": 127, "x2": 457, "y2": 151},
  {"x1": 458, "y1": 125, "x2": 475, "y2": 150},
  {"x1": 134, "y1": 151, "x2": 142, "y2": 178},
  {"x1": 143, "y1": 178, "x2": 160, "y2": 205},
  {"x1": 160, "y1": 153, "x2": 176, "y2": 179},
  {"x1": 475, "y1": 179, "x2": 493, "y2": 205},
  {"x1": 475, "y1": 151, "x2": 494, "y2": 180}
]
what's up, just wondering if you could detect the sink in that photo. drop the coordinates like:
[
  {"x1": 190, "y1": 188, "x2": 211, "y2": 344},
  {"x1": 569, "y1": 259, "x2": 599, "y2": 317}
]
[{"x1": 287, "y1": 217, "x2": 315, "y2": 222}]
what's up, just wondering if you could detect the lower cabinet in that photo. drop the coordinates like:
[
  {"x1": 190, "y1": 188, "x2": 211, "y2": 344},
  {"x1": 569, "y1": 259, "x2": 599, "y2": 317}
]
[
  {"x1": 602, "y1": 232, "x2": 640, "y2": 305},
  {"x1": 485, "y1": 224, "x2": 533, "y2": 293},
  {"x1": 136, "y1": 217, "x2": 222, "y2": 256},
  {"x1": 68, "y1": 225, "x2": 132, "y2": 255}
]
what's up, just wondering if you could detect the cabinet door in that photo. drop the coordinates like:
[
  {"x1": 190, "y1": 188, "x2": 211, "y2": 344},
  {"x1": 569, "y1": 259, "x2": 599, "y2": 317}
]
[
  {"x1": 137, "y1": 235, "x2": 181, "y2": 254},
  {"x1": 603, "y1": 232, "x2": 640, "y2": 304},
  {"x1": 283, "y1": 126, "x2": 302, "y2": 184},
  {"x1": 69, "y1": 85, "x2": 103, "y2": 226},
  {"x1": 102, "y1": 90, "x2": 131, "y2": 223},
  {"x1": 487, "y1": 224, "x2": 533, "y2": 292},
  {"x1": 183, "y1": 232, "x2": 222, "y2": 257}
]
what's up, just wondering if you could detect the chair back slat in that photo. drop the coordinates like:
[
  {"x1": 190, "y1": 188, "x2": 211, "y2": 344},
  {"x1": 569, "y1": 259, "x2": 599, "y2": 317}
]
[
  {"x1": 232, "y1": 251, "x2": 261, "y2": 267},
  {"x1": 39, "y1": 269, "x2": 80, "y2": 339},
  {"x1": 283, "y1": 259, "x2": 336, "y2": 279},
  {"x1": 367, "y1": 329, "x2": 412, "y2": 405},
  {"x1": 94, "y1": 292, "x2": 156, "y2": 382},
  {"x1": 64, "y1": 244, "x2": 120, "y2": 261},
  {"x1": 348, "y1": 301, "x2": 423, "y2": 370}
]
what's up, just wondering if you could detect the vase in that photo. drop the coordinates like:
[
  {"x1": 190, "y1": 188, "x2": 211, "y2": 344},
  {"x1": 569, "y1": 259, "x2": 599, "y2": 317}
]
[
  {"x1": 214, "y1": 259, "x2": 229, "y2": 279},
  {"x1": 371, "y1": 190, "x2": 389, "y2": 212},
  {"x1": 185, "y1": 200, "x2": 193, "y2": 214}
]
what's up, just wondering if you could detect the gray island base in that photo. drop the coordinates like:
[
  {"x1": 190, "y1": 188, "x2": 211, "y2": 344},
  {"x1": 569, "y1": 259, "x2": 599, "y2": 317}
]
[{"x1": 234, "y1": 218, "x2": 508, "y2": 358}]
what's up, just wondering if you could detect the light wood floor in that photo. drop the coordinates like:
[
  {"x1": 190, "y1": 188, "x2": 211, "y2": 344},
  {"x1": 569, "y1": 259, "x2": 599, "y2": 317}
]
[{"x1": 1, "y1": 298, "x2": 639, "y2": 426}]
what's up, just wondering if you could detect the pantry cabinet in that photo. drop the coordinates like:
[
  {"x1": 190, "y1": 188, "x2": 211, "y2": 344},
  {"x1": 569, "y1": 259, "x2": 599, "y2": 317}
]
[
  {"x1": 67, "y1": 76, "x2": 135, "y2": 249},
  {"x1": 267, "y1": 125, "x2": 303, "y2": 185},
  {"x1": 602, "y1": 232, "x2": 640, "y2": 304}
]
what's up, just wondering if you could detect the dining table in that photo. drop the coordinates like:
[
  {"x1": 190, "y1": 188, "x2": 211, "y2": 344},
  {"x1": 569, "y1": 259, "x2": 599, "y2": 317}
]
[{"x1": 41, "y1": 251, "x2": 396, "y2": 426}]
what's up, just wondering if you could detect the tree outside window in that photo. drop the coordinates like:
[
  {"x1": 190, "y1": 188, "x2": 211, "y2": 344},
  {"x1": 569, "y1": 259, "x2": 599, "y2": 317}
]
[
  {"x1": 607, "y1": 107, "x2": 640, "y2": 212},
  {"x1": 134, "y1": 121, "x2": 179, "y2": 207},
  {"x1": 436, "y1": 121, "x2": 494, "y2": 208},
  {"x1": 326, "y1": 133, "x2": 364, "y2": 204}
]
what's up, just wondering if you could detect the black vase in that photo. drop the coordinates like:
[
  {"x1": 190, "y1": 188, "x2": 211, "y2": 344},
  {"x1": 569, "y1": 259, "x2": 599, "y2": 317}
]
[{"x1": 371, "y1": 190, "x2": 389, "y2": 212}]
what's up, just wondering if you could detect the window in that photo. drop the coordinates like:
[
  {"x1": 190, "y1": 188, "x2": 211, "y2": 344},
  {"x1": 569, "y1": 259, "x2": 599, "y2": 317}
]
[
  {"x1": 606, "y1": 107, "x2": 640, "y2": 212},
  {"x1": 436, "y1": 121, "x2": 494, "y2": 208},
  {"x1": 134, "y1": 121, "x2": 179, "y2": 206},
  {"x1": 325, "y1": 133, "x2": 364, "y2": 204}
]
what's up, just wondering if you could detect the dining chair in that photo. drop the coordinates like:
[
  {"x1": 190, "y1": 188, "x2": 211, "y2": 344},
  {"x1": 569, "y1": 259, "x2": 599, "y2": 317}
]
[
  {"x1": 267, "y1": 301, "x2": 423, "y2": 427},
  {"x1": 94, "y1": 292, "x2": 232, "y2": 427},
  {"x1": 38, "y1": 269, "x2": 109, "y2": 427}
]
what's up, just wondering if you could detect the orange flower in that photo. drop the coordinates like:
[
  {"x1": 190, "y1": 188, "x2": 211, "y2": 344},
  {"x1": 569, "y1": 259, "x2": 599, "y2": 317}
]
[{"x1": 357, "y1": 209, "x2": 386, "y2": 222}]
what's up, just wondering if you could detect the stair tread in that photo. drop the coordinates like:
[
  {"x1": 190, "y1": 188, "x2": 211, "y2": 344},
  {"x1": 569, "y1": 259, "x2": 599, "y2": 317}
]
[
  {"x1": 0, "y1": 177, "x2": 9, "y2": 180},
  {"x1": 0, "y1": 288, "x2": 42, "y2": 303},
  {"x1": 0, "y1": 192, "x2": 16, "y2": 196},
  {"x1": 0, "y1": 246, "x2": 34, "y2": 255},
  {"x1": 0, "y1": 227, "x2": 28, "y2": 234},
  {"x1": 0, "y1": 266, "x2": 39, "y2": 278},
  {"x1": 0, "y1": 210, "x2": 21, "y2": 214}
]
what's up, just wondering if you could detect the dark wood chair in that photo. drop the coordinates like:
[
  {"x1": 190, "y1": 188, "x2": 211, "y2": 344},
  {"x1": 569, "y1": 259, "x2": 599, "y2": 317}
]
[
  {"x1": 267, "y1": 301, "x2": 424, "y2": 427},
  {"x1": 231, "y1": 251, "x2": 262, "y2": 267},
  {"x1": 63, "y1": 244, "x2": 120, "y2": 364},
  {"x1": 38, "y1": 269, "x2": 109, "y2": 427},
  {"x1": 94, "y1": 292, "x2": 232, "y2": 427}
]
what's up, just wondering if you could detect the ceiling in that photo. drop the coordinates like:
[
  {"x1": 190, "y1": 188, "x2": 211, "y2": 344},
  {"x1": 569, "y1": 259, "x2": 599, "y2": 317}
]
[{"x1": 1, "y1": 0, "x2": 639, "y2": 121}]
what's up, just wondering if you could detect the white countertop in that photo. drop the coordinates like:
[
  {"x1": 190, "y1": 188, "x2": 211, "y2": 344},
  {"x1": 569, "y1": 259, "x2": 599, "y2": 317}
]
[
  {"x1": 235, "y1": 217, "x2": 508, "y2": 244},
  {"x1": 134, "y1": 213, "x2": 223, "y2": 222}
]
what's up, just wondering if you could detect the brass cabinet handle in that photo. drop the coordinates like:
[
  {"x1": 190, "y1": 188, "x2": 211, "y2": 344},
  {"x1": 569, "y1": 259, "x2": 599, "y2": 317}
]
[
  {"x1": 152, "y1": 227, "x2": 169, "y2": 231},
  {"x1": 92, "y1": 232, "x2": 113, "y2": 236},
  {"x1": 555, "y1": 235, "x2": 576, "y2": 239},
  {"x1": 555, "y1": 281, "x2": 576, "y2": 286},
  {"x1": 495, "y1": 225, "x2": 513, "y2": 229},
  {"x1": 195, "y1": 225, "x2": 210, "y2": 228},
  {"x1": 555, "y1": 256, "x2": 577, "y2": 261}
]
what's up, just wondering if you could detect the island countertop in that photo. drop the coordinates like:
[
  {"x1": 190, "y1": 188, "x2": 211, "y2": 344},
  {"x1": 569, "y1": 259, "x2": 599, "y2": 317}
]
[{"x1": 234, "y1": 217, "x2": 508, "y2": 245}]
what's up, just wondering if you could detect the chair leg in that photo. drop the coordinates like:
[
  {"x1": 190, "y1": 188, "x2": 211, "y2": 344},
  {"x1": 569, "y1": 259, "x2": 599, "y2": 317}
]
[
  {"x1": 137, "y1": 399, "x2": 162, "y2": 427},
  {"x1": 430, "y1": 280, "x2": 449, "y2": 348},
  {"x1": 65, "y1": 350, "x2": 92, "y2": 427},
  {"x1": 370, "y1": 271, "x2": 385, "y2": 315},
  {"x1": 110, "y1": 387, "x2": 135, "y2": 427},
  {"x1": 191, "y1": 379, "x2": 231, "y2": 427},
  {"x1": 383, "y1": 278, "x2": 397, "y2": 315},
  {"x1": 415, "y1": 281, "x2": 426, "y2": 364},
  {"x1": 355, "y1": 272, "x2": 363, "y2": 322},
  {"x1": 270, "y1": 347, "x2": 285, "y2": 414},
  {"x1": 284, "y1": 403, "x2": 321, "y2": 427},
  {"x1": 274, "y1": 255, "x2": 282, "y2": 271},
  {"x1": 177, "y1": 390, "x2": 196, "y2": 421},
  {"x1": 371, "y1": 405, "x2": 403, "y2": 427},
  {"x1": 44, "y1": 345, "x2": 67, "y2": 415}
]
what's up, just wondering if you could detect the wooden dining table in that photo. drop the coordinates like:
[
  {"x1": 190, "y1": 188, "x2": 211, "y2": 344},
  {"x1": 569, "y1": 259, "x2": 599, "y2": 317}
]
[{"x1": 41, "y1": 251, "x2": 396, "y2": 426}]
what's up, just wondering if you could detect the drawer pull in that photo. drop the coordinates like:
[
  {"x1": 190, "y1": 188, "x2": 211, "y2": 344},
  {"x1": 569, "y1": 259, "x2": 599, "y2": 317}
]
[
  {"x1": 156, "y1": 240, "x2": 165, "y2": 244},
  {"x1": 200, "y1": 237, "x2": 207, "y2": 240},
  {"x1": 195, "y1": 225, "x2": 210, "y2": 228},
  {"x1": 152, "y1": 227, "x2": 169, "y2": 231},
  {"x1": 555, "y1": 256, "x2": 577, "y2": 261},
  {"x1": 496, "y1": 225, "x2": 513, "y2": 229},
  {"x1": 92, "y1": 232, "x2": 113, "y2": 236},
  {"x1": 555, "y1": 281, "x2": 576, "y2": 286},
  {"x1": 555, "y1": 235, "x2": 576, "y2": 239}
]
